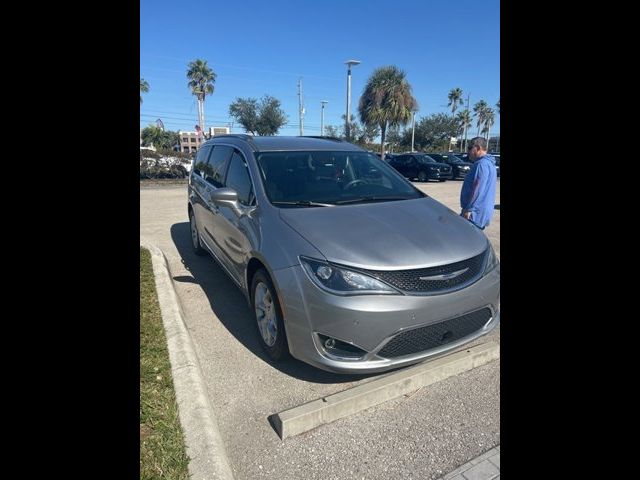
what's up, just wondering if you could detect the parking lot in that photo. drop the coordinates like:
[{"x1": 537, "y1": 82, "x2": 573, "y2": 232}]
[{"x1": 140, "y1": 178, "x2": 500, "y2": 480}]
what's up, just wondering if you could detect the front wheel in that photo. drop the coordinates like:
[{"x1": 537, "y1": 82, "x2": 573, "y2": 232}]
[{"x1": 251, "y1": 269, "x2": 289, "y2": 361}]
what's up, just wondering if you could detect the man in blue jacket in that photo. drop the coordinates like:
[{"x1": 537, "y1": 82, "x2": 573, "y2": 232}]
[{"x1": 460, "y1": 137, "x2": 497, "y2": 229}]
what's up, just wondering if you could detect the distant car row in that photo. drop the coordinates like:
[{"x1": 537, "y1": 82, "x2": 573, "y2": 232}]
[{"x1": 378, "y1": 152, "x2": 499, "y2": 181}]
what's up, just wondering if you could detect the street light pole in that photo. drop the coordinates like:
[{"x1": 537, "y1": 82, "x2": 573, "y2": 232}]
[
  {"x1": 321, "y1": 100, "x2": 328, "y2": 136},
  {"x1": 298, "y1": 78, "x2": 305, "y2": 136},
  {"x1": 344, "y1": 60, "x2": 361, "y2": 141},
  {"x1": 411, "y1": 110, "x2": 417, "y2": 152}
]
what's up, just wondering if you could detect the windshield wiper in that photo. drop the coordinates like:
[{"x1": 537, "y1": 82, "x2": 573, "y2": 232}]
[
  {"x1": 334, "y1": 196, "x2": 411, "y2": 205},
  {"x1": 271, "y1": 200, "x2": 335, "y2": 207}
]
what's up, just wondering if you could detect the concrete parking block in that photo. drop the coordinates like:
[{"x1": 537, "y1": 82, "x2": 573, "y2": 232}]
[
  {"x1": 272, "y1": 341, "x2": 499, "y2": 439},
  {"x1": 461, "y1": 460, "x2": 500, "y2": 480}
]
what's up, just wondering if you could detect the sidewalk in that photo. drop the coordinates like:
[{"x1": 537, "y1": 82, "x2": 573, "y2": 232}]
[{"x1": 439, "y1": 446, "x2": 500, "y2": 480}]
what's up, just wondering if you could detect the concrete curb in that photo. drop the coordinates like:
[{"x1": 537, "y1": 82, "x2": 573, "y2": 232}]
[
  {"x1": 273, "y1": 341, "x2": 500, "y2": 440},
  {"x1": 141, "y1": 242, "x2": 234, "y2": 480}
]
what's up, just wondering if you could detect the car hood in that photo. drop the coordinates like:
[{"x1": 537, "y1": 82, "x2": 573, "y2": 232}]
[{"x1": 278, "y1": 197, "x2": 488, "y2": 270}]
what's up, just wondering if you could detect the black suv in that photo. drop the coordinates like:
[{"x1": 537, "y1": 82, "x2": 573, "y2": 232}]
[
  {"x1": 388, "y1": 153, "x2": 453, "y2": 182},
  {"x1": 427, "y1": 153, "x2": 473, "y2": 180}
]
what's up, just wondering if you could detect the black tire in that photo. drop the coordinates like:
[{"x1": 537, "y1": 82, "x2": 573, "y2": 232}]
[
  {"x1": 189, "y1": 210, "x2": 206, "y2": 256},
  {"x1": 418, "y1": 170, "x2": 427, "y2": 182},
  {"x1": 439, "y1": 179, "x2": 446, "y2": 182},
  {"x1": 251, "y1": 269, "x2": 289, "y2": 361}
]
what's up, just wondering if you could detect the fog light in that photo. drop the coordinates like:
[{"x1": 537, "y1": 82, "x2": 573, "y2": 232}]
[{"x1": 317, "y1": 334, "x2": 367, "y2": 360}]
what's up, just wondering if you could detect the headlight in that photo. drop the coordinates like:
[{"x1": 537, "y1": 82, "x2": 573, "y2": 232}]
[
  {"x1": 300, "y1": 256, "x2": 399, "y2": 295},
  {"x1": 484, "y1": 244, "x2": 499, "y2": 274},
  {"x1": 428, "y1": 166, "x2": 438, "y2": 171},
  {"x1": 461, "y1": 166, "x2": 470, "y2": 170}
]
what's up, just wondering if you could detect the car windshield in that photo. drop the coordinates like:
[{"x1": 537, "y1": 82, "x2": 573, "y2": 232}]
[
  {"x1": 256, "y1": 150, "x2": 424, "y2": 207},
  {"x1": 417, "y1": 155, "x2": 437, "y2": 163},
  {"x1": 448, "y1": 156, "x2": 464, "y2": 163}
]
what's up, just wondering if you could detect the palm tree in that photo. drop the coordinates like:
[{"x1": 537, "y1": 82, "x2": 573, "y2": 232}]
[
  {"x1": 140, "y1": 78, "x2": 149, "y2": 104},
  {"x1": 482, "y1": 108, "x2": 495, "y2": 143},
  {"x1": 447, "y1": 88, "x2": 464, "y2": 118},
  {"x1": 447, "y1": 88, "x2": 464, "y2": 150},
  {"x1": 186, "y1": 59, "x2": 217, "y2": 135},
  {"x1": 473, "y1": 100, "x2": 489, "y2": 137},
  {"x1": 457, "y1": 109, "x2": 472, "y2": 151},
  {"x1": 358, "y1": 66, "x2": 418, "y2": 159}
]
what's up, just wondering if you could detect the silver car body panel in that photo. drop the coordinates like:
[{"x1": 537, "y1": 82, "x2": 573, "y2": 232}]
[{"x1": 187, "y1": 136, "x2": 500, "y2": 373}]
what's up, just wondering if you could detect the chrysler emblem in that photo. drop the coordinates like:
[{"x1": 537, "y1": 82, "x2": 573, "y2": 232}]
[{"x1": 419, "y1": 267, "x2": 469, "y2": 281}]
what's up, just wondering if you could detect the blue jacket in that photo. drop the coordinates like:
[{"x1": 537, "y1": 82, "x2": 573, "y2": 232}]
[{"x1": 460, "y1": 154, "x2": 497, "y2": 228}]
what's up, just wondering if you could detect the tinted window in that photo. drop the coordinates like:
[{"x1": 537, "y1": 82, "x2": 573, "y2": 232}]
[
  {"x1": 205, "y1": 145, "x2": 233, "y2": 187},
  {"x1": 193, "y1": 145, "x2": 212, "y2": 176},
  {"x1": 225, "y1": 151, "x2": 254, "y2": 205},
  {"x1": 256, "y1": 150, "x2": 423, "y2": 206}
]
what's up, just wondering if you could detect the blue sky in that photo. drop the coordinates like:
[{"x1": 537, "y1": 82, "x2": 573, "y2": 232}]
[{"x1": 140, "y1": 0, "x2": 500, "y2": 138}]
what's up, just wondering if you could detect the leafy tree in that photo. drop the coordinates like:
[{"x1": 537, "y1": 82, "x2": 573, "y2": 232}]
[
  {"x1": 400, "y1": 113, "x2": 459, "y2": 152},
  {"x1": 323, "y1": 125, "x2": 340, "y2": 137},
  {"x1": 229, "y1": 98, "x2": 260, "y2": 134},
  {"x1": 229, "y1": 95, "x2": 288, "y2": 135},
  {"x1": 255, "y1": 95, "x2": 288, "y2": 135}
]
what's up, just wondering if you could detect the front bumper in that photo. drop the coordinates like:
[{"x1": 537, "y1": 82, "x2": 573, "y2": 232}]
[
  {"x1": 427, "y1": 170, "x2": 454, "y2": 180},
  {"x1": 272, "y1": 263, "x2": 500, "y2": 374}
]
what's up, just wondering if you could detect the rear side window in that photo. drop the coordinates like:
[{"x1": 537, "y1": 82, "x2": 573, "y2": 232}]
[
  {"x1": 193, "y1": 145, "x2": 212, "y2": 176},
  {"x1": 225, "y1": 151, "x2": 254, "y2": 205},
  {"x1": 205, "y1": 145, "x2": 233, "y2": 187}
]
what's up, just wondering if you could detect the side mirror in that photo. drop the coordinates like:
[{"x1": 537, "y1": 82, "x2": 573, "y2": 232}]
[
  {"x1": 209, "y1": 188, "x2": 251, "y2": 217},
  {"x1": 209, "y1": 187, "x2": 238, "y2": 204}
]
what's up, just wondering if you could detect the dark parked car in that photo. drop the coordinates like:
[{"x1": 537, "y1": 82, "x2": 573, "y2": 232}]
[
  {"x1": 457, "y1": 152, "x2": 500, "y2": 177},
  {"x1": 427, "y1": 153, "x2": 473, "y2": 179},
  {"x1": 388, "y1": 153, "x2": 453, "y2": 182}
]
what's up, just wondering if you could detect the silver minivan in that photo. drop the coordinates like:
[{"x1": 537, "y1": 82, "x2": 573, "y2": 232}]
[{"x1": 188, "y1": 135, "x2": 500, "y2": 373}]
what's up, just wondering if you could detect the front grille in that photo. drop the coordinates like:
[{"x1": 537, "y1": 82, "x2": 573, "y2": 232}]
[
  {"x1": 364, "y1": 250, "x2": 486, "y2": 294},
  {"x1": 377, "y1": 307, "x2": 493, "y2": 358}
]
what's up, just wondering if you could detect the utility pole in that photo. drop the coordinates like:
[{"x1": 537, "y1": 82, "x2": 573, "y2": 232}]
[
  {"x1": 321, "y1": 100, "x2": 328, "y2": 136},
  {"x1": 462, "y1": 93, "x2": 470, "y2": 152},
  {"x1": 298, "y1": 78, "x2": 305, "y2": 136}
]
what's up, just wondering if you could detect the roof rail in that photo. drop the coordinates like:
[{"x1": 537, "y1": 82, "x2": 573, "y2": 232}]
[
  {"x1": 208, "y1": 134, "x2": 257, "y2": 148},
  {"x1": 298, "y1": 135, "x2": 345, "y2": 142}
]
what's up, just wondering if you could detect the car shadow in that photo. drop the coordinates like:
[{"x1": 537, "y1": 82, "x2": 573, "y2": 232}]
[{"x1": 170, "y1": 222, "x2": 375, "y2": 384}]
